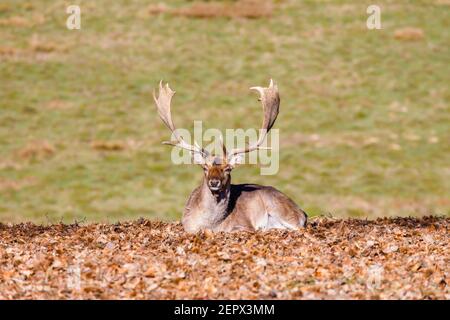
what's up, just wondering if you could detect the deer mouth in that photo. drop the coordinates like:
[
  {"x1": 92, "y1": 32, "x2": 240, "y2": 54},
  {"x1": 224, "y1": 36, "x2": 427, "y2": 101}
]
[
  {"x1": 208, "y1": 178, "x2": 222, "y2": 192},
  {"x1": 209, "y1": 186, "x2": 221, "y2": 192}
]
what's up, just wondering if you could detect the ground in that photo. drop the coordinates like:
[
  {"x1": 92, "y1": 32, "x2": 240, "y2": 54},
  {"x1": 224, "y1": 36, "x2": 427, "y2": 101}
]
[
  {"x1": 0, "y1": 216, "x2": 448, "y2": 299},
  {"x1": 0, "y1": 0, "x2": 449, "y2": 223}
]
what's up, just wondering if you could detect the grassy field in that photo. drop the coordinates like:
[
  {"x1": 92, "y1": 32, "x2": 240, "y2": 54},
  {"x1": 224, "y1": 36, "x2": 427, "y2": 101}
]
[{"x1": 0, "y1": 0, "x2": 448, "y2": 223}]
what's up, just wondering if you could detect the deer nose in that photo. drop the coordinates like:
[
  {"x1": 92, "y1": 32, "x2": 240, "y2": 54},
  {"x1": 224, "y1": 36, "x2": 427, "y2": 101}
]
[{"x1": 208, "y1": 179, "x2": 221, "y2": 188}]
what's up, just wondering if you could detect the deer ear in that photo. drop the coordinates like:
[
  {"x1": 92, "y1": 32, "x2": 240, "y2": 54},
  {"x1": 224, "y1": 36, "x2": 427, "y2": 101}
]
[{"x1": 228, "y1": 154, "x2": 243, "y2": 168}]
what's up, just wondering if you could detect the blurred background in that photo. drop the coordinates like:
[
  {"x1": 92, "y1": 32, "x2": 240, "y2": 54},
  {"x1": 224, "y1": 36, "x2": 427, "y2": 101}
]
[{"x1": 0, "y1": 0, "x2": 448, "y2": 223}]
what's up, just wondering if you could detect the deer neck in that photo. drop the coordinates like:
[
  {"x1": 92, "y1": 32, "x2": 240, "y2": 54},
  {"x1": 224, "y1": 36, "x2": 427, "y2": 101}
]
[{"x1": 199, "y1": 177, "x2": 231, "y2": 227}]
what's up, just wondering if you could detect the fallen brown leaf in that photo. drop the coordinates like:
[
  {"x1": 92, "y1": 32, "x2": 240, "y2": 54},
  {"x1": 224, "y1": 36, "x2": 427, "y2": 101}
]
[{"x1": 0, "y1": 217, "x2": 447, "y2": 299}]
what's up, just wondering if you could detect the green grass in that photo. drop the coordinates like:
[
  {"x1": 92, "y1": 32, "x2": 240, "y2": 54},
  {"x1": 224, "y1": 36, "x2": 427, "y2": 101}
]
[{"x1": 0, "y1": 0, "x2": 448, "y2": 223}]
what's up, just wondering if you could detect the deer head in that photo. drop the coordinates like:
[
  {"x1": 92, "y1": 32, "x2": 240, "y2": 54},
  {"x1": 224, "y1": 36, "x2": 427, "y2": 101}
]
[{"x1": 153, "y1": 79, "x2": 280, "y2": 194}]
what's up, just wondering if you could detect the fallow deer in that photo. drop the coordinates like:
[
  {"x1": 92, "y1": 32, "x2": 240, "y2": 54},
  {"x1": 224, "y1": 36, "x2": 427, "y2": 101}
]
[{"x1": 153, "y1": 79, "x2": 307, "y2": 233}]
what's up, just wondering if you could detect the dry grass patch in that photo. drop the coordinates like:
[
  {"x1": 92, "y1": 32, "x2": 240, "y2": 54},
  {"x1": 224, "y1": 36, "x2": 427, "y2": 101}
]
[
  {"x1": 147, "y1": 3, "x2": 169, "y2": 15},
  {"x1": 148, "y1": 0, "x2": 274, "y2": 19},
  {"x1": 91, "y1": 140, "x2": 130, "y2": 151},
  {"x1": 90, "y1": 139, "x2": 144, "y2": 152},
  {"x1": 435, "y1": 0, "x2": 450, "y2": 5},
  {"x1": 91, "y1": 140, "x2": 128, "y2": 152},
  {"x1": 0, "y1": 46, "x2": 18, "y2": 56},
  {"x1": 0, "y1": 16, "x2": 30, "y2": 27},
  {"x1": 44, "y1": 100, "x2": 75, "y2": 110},
  {"x1": 0, "y1": 160, "x2": 22, "y2": 170},
  {"x1": 16, "y1": 140, "x2": 55, "y2": 160},
  {"x1": 0, "y1": 14, "x2": 45, "y2": 27},
  {"x1": 0, "y1": 3, "x2": 11, "y2": 13},
  {"x1": 394, "y1": 27, "x2": 425, "y2": 41},
  {"x1": 0, "y1": 177, "x2": 36, "y2": 191},
  {"x1": 29, "y1": 34, "x2": 66, "y2": 53}
]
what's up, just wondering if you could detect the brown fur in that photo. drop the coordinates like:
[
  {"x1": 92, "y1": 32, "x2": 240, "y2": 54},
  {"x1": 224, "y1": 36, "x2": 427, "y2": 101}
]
[{"x1": 182, "y1": 164, "x2": 307, "y2": 233}]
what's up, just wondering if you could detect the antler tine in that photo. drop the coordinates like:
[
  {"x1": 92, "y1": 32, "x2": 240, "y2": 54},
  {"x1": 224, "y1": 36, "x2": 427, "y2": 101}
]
[
  {"x1": 218, "y1": 134, "x2": 228, "y2": 162},
  {"x1": 153, "y1": 81, "x2": 208, "y2": 157},
  {"x1": 153, "y1": 80, "x2": 176, "y2": 131},
  {"x1": 227, "y1": 79, "x2": 280, "y2": 158}
]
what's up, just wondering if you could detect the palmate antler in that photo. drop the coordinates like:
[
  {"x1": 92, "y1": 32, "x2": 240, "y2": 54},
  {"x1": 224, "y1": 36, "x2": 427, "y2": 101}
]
[
  {"x1": 225, "y1": 79, "x2": 280, "y2": 165},
  {"x1": 154, "y1": 79, "x2": 279, "y2": 166},
  {"x1": 153, "y1": 81, "x2": 209, "y2": 159}
]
